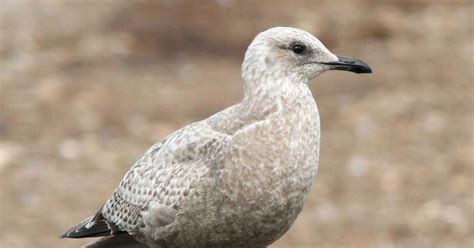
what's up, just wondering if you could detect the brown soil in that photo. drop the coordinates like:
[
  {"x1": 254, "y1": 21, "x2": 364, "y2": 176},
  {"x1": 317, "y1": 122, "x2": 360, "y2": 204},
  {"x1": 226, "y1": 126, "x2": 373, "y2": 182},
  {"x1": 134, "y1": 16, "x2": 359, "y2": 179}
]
[{"x1": 1, "y1": 1, "x2": 472, "y2": 247}]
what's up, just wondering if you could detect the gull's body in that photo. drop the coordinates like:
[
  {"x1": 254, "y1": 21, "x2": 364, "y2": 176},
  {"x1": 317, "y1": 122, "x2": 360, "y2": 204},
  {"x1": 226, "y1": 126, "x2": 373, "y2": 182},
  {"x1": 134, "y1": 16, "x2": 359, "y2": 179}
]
[{"x1": 61, "y1": 27, "x2": 371, "y2": 248}]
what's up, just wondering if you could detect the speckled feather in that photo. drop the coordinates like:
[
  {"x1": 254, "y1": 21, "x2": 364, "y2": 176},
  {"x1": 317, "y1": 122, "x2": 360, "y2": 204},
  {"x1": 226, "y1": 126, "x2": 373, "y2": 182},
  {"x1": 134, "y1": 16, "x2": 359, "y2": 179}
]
[{"x1": 61, "y1": 27, "x2": 345, "y2": 248}]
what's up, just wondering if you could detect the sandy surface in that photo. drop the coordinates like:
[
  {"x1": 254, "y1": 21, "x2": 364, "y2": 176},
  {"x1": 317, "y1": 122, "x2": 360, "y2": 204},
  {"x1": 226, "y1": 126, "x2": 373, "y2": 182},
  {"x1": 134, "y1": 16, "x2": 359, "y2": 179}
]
[{"x1": 1, "y1": 1, "x2": 472, "y2": 247}]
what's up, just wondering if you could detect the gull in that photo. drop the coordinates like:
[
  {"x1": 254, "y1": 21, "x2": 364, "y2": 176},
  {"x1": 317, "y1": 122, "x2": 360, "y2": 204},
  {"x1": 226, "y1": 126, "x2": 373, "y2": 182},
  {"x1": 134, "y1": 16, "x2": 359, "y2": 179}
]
[{"x1": 60, "y1": 27, "x2": 371, "y2": 248}]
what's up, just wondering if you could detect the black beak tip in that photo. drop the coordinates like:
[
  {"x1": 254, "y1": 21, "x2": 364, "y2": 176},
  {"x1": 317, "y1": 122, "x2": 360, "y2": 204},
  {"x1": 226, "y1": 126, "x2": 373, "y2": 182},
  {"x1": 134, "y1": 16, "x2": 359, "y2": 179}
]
[
  {"x1": 333, "y1": 55, "x2": 373, "y2": 74},
  {"x1": 355, "y1": 63, "x2": 372, "y2": 74},
  {"x1": 354, "y1": 59, "x2": 372, "y2": 74}
]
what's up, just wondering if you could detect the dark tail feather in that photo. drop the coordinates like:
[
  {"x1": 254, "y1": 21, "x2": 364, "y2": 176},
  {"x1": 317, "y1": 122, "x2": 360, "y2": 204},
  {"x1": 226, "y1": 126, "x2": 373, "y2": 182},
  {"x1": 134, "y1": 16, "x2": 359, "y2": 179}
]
[
  {"x1": 83, "y1": 234, "x2": 148, "y2": 248},
  {"x1": 60, "y1": 211, "x2": 121, "y2": 239}
]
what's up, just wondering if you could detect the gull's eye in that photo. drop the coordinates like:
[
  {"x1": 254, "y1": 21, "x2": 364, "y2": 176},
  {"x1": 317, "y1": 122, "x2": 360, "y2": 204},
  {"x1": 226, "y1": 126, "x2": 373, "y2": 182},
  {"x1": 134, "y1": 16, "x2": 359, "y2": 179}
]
[{"x1": 291, "y1": 44, "x2": 306, "y2": 54}]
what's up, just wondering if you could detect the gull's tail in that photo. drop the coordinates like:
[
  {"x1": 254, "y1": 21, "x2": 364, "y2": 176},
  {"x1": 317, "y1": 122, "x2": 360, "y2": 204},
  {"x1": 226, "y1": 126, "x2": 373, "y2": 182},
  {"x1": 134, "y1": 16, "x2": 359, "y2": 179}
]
[
  {"x1": 60, "y1": 208, "x2": 116, "y2": 239},
  {"x1": 60, "y1": 210, "x2": 146, "y2": 247}
]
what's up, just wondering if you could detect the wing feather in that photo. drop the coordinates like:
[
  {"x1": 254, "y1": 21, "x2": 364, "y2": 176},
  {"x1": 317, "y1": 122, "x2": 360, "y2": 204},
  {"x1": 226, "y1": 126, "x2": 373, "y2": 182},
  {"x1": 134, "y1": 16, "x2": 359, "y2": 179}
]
[{"x1": 100, "y1": 121, "x2": 230, "y2": 233}]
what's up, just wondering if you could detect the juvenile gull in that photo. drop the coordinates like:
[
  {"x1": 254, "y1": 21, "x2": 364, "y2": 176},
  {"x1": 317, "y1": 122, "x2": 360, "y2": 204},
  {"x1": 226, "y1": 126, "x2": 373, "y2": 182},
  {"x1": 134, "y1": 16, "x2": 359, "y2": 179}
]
[{"x1": 61, "y1": 27, "x2": 372, "y2": 248}]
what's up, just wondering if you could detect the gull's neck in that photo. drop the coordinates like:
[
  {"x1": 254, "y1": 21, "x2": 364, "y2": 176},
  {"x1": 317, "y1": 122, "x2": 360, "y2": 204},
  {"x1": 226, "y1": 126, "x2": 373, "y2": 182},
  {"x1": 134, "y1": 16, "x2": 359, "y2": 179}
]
[
  {"x1": 237, "y1": 75, "x2": 315, "y2": 125},
  {"x1": 242, "y1": 75, "x2": 311, "y2": 108},
  {"x1": 207, "y1": 76, "x2": 316, "y2": 135}
]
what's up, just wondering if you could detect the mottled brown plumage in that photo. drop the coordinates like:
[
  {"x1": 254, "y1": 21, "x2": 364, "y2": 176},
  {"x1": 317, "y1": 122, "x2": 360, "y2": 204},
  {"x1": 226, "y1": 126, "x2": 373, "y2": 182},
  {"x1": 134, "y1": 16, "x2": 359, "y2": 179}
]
[{"x1": 61, "y1": 27, "x2": 371, "y2": 248}]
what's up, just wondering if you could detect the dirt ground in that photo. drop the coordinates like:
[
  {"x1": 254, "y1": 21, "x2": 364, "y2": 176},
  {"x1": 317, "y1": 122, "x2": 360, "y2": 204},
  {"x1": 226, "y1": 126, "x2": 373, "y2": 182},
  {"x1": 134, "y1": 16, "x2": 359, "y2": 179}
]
[{"x1": 0, "y1": 1, "x2": 472, "y2": 247}]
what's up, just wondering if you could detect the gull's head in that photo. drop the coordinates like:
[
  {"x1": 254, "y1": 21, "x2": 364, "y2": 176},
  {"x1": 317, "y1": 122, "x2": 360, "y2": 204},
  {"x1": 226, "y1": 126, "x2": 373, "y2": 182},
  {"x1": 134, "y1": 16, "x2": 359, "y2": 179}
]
[{"x1": 242, "y1": 27, "x2": 371, "y2": 84}]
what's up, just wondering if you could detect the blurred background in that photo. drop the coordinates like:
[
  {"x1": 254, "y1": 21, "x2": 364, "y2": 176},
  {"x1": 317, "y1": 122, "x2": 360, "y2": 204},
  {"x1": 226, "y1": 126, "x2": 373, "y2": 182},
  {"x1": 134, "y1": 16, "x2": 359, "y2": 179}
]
[{"x1": 0, "y1": 0, "x2": 472, "y2": 247}]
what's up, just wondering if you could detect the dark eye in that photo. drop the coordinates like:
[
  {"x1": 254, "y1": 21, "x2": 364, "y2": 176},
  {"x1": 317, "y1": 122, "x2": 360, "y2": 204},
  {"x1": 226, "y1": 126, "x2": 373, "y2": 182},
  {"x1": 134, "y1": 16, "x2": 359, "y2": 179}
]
[{"x1": 291, "y1": 44, "x2": 306, "y2": 54}]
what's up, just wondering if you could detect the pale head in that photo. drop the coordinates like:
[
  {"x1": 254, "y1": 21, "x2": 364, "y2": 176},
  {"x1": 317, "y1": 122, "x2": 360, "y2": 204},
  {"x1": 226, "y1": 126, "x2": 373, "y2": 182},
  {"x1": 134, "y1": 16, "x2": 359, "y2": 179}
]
[{"x1": 242, "y1": 27, "x2": 371, "y2": 85}]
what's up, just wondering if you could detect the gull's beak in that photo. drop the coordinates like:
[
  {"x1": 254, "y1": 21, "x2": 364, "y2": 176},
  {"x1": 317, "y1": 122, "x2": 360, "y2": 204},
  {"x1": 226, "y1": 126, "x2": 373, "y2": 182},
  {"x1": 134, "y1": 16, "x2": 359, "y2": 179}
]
[{"x1": 322, "y1": 55, "x2": 372, "y2": 74}]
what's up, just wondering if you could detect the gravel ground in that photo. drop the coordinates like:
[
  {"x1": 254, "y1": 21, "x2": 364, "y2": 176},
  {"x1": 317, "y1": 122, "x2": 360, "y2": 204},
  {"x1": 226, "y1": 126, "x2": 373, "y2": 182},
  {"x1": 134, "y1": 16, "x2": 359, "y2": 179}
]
[{"x1": 0, "y1": 1, "x2": 472, "y2": 247}]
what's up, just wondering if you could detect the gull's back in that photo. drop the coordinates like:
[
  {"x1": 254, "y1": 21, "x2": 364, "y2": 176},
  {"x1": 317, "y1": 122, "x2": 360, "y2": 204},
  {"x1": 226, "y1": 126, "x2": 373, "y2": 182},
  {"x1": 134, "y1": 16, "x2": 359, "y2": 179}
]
[{"x1": 61, "y1": 83, "x2": 321, "y2": 248}]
